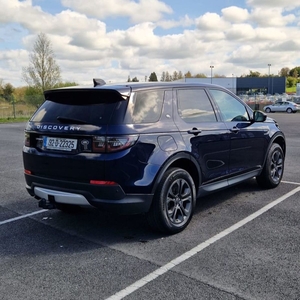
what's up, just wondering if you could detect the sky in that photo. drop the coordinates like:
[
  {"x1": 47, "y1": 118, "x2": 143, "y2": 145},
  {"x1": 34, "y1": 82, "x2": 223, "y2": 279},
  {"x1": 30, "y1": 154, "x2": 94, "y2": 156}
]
[{"x1": 1, "y1": 0, "x2": 300, "y2": 87}]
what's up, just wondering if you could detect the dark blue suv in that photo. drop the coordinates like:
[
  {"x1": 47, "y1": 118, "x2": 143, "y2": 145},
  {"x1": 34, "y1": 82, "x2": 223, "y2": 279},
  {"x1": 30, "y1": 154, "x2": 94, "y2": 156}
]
[{"x1": 23, "y1": 80, "x2": 286, "y2": 233}]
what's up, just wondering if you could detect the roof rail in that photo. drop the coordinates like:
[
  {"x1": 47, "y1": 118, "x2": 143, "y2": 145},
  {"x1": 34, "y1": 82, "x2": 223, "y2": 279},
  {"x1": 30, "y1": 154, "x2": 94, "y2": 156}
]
[{"x1": 93, "y1": 78, "x2": 106, "y2": 87}]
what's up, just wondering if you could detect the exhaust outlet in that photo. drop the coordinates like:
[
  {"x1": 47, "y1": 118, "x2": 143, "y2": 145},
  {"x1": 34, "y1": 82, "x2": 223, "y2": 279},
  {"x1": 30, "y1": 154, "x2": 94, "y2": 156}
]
[{"x1": 38, "y1": 198, "x2": 56, "y2": 209}]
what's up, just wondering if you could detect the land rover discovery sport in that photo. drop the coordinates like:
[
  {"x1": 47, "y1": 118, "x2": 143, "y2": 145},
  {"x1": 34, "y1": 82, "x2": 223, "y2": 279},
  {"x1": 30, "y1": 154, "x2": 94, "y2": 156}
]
[{"x1": 23, "y1": 79, "x2": 286, "y2": 233}]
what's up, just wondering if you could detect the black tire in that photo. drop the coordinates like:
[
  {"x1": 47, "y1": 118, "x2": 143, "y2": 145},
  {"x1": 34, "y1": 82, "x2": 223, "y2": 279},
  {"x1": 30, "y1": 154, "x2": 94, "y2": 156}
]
[
  {"x1": 55, "y1": 203, "x2": 81, "y2": 213},
  {"x1": 286, "y1": 108, "x2": 293, "y2": 113},
  {"x1": 256, "y1": 143, "x2": 284, "y2": 189},
  {"x1": 265, "y1": 107, "x2": 271, "y2": 113},
  {"x1": 147, "y1": 168, "x2": 196, "y2": 234}
]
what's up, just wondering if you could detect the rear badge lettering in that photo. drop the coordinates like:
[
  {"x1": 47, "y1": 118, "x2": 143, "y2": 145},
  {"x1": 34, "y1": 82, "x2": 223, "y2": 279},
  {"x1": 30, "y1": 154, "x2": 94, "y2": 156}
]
[{"x1": 36, "y1": 125, "x2": 81, "y2": 131}]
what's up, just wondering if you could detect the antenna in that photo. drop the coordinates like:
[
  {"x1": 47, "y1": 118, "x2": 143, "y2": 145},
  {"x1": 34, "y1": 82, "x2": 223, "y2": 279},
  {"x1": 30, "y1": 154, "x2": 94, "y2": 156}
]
[{"x1": 93, "y1": 78, "x2": 106, "y2": 87}]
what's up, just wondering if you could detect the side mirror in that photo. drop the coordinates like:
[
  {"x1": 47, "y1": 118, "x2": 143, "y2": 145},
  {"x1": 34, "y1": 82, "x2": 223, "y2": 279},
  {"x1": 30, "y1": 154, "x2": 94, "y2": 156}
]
[{"x1": 253, "y1": 110, "x2": 267, "y2": 122}]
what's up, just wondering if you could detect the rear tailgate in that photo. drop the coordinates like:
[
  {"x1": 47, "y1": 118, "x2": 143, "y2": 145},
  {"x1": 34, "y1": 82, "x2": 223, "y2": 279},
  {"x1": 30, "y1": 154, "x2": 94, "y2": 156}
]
[{"x1": 23, "y1": 88, "x2": 129, "y2": 182}]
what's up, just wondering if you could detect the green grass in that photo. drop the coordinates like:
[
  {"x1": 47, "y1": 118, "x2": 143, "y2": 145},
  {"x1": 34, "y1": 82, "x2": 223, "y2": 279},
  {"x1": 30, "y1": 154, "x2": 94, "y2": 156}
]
[
  {"x1": 286, "y1": 86, "x2": 296, "y2": 93},
  {"x1": 0, "y1": 117, "x2": 30, "y2": 123}
]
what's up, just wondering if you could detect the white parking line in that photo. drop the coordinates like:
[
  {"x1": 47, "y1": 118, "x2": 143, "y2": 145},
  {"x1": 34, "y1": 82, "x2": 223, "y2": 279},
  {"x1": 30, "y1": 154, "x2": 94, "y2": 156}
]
[
  {"x1": 106, "y1": 186, "x2": 300, "y2": 300},
  {"x1": 0, "y1": 209, "x2": 47, "y2": 226},
  {"x1": 282, "y1": 180, "x2": 300, "y2": 185}
]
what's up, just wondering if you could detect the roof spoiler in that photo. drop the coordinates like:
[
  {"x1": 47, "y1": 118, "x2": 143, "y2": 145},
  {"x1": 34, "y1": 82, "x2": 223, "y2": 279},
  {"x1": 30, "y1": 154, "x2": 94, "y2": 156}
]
[{"x1": 93, "y1": 78, "x2": 106, "y2": 87}]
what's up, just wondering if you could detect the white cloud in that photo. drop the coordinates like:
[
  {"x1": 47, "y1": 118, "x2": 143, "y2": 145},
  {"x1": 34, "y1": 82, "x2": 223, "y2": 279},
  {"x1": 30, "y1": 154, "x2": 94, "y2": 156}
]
[
  {"x1": 196, "y1": 12, "x2": 230, "y2": 31},
  {"x1": 247, "y1": 0, "x2": 300, "y2": 10},
  {"x1": 61, "y1": 0, "x2": 173, "y2": 23},
  {"x1": 117, "y1": 23, "x2": 159, "y2": 47},
  {"x1": 250, "y1": 7, "x2": 296, "y2": 27},
  {"x1": 0, "y1": 49, "x2": 29, "y2": 84},
  {"x1": 225, "y1": 24, "x2": 256, "y2": 41},
  {"x1": 222, "y1": 6, "x2": 249, "y2": 23},
  {"x1": 1, "y1": 0, "x2": 300, "y2": 87}
]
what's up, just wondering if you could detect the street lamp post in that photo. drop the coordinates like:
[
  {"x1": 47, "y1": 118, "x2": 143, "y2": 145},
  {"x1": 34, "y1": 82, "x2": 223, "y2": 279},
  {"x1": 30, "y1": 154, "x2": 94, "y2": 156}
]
[
  {"x1": 210, "y1": 65, "x2": 214, "y2": 83},
  {"x1": 268, "y1": 64, "x2": 271, "y2": 94}
]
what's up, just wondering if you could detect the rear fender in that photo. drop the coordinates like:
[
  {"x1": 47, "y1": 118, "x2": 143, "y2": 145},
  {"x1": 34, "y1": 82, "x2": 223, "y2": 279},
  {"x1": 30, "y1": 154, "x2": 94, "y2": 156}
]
[{"x1": 151, "y1": 152, "x2": 201, "y2": 195}]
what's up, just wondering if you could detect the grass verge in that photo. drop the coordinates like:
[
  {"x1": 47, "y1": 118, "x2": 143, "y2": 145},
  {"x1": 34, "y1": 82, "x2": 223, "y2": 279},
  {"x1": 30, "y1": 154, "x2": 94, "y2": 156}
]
[{"x1": 0, "y1": 117, "x2": 30, "y2": 124}]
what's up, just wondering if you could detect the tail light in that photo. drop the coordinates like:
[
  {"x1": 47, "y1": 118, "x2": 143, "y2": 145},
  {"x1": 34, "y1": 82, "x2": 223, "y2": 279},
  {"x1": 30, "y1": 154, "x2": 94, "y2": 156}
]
[
  {"x1": 24, "y1": 132, "x2": 31, "y2": 147},
  {"x1": 92, "y1": 135, "x2": 139, "y2": 153}
]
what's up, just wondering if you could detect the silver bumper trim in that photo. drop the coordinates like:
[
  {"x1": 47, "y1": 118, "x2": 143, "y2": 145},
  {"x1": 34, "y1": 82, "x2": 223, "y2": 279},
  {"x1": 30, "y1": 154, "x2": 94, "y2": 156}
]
[{"x1": 34, "y1": 187, "x2": 91, "y2": 206}]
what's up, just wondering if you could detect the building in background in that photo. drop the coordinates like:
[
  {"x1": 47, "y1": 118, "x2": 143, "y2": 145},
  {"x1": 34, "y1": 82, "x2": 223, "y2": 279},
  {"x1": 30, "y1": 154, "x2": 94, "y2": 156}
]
[
  {"x1": 236, "y1": 77, "x2": 285, "y2": 95},
  {"x1": 179, "y1": 77, "x2": 286, "y2": 95}
]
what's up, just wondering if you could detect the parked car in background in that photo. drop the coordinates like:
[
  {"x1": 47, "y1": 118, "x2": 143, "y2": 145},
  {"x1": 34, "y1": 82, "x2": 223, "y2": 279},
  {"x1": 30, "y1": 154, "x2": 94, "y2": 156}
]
[
  {"x1": 23, "y1": 80, "x2": 286, "y2": 234},
  {"x1": 292, "y1": 96, "x2": 300, "y2": 104},
  {"x1": 263, "y1": 101, "x2": 300, "y2": 113}
]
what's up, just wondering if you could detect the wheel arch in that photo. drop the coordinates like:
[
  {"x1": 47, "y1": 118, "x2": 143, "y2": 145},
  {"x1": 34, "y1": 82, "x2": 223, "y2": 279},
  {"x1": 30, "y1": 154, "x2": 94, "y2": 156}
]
[
  {"x1": 272, "y1": 134, "x2": 286, "y2": 157},
  {"x1": 151, "y1": 152, "x2": 201, "y2": 195},
  {"x1": 259, "y1": 133, "x2": 286, "y2": 173}
]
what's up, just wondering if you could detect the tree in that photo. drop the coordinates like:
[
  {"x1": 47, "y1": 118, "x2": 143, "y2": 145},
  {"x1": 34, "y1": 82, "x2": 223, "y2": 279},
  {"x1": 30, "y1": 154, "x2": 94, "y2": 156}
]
[
  {"x1": 24, "y1": 86, "x2": 44, "y2": 107},
  {"x1": 149, "y1": 72, "x2": 158, "y2": 81},
  {"x1": 279, "y1": 67, "x2": 290, "y2": 77},
  {"x1": 172, "y1": 71, "x2": 178, "y2": 81},
  {"x1": 178, "y1": 71, "x2": 184, "y2": 79},
  {"x1": 0, "y1": 79, "x2": 3, "y2": 100},
  {"x1": 195, "y1": 73, "x2": 207, "y2": 78},
  {"x1": 22, "y1": 32, "x2": 61, "y2": 93},
  {"x1": 286, "y1": 76, "x2": 297, "y2": 88},
  {"x1": 185, "y1": 71, "x2": 192, "y2": 78},
  {"x1": 13, "y1": 86, "x2": 27, "y2": 103},
  {"x1": 241, "y1": 71, "x2": 261, "y2": 77},
  {"x1": 289, "y1": 67, "x2": 300, "y2": 78},
  {"x1": 3, "y1": 83, "x2": 14, "y2": 102},
  {"x1": 54, "y1": 81, "x2": 78, "y2": 88},
  {"x1": 165, "y1": 71, "x2": 171, "y2": 81},
  {"x1": 214, "y1": 74, "x2": 226, "y2": 78},
  {"x1": 127, "y1": 76, "x2": 139, "y2": 82}
]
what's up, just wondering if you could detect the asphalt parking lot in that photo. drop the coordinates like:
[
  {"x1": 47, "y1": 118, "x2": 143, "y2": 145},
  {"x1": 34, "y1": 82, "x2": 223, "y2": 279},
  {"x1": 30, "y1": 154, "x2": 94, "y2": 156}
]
[{"x1": 0, "y1": 114, "x2": 299, "y2": 300}]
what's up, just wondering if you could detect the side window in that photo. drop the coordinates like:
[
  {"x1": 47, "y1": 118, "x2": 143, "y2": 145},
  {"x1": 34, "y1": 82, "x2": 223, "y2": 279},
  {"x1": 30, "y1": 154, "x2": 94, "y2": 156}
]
[
  {"x1": 209, "y1": 89, "x2": 249, "y2": 122},
  {"x1": 124, "y1": 90, "x2": 164, "y2": 123},
  {"x1": 177, "y1": 89, "x2": 217, "y2": 123}
]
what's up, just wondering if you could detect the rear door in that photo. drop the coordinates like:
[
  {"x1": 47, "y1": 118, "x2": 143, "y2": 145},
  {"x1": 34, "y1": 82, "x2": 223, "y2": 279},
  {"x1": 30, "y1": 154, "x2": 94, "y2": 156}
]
[{"x1": 173, "y1": 88, "x2": 230, "y2": 187}]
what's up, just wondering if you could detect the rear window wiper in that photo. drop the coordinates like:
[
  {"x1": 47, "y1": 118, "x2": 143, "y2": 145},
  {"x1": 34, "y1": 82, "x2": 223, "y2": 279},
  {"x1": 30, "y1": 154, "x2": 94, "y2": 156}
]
[{"x1": 57, "y1": 116, "x2": 87, "y2": 124}]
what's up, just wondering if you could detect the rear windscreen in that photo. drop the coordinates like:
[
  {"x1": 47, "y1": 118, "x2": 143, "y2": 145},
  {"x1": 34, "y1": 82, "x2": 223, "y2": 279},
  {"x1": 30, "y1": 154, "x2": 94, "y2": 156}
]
[{"x1": 30, "y1": 90, "x2": 128, "y2": 125}]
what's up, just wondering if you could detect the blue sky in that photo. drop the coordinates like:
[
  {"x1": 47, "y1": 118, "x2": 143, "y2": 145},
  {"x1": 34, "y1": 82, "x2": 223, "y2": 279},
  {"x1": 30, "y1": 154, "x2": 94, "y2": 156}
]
[{"x1": 1, "y1": 0, "x2": 300, "y2": 86}]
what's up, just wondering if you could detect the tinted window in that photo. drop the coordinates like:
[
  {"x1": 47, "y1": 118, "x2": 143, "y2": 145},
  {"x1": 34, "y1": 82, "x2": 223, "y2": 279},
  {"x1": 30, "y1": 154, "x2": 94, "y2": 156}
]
[
  {"x1": 177, "y1": 89, "x2": 216, "y2": 123},
  {"x1": 124, "y1": 90, "x2": 164, "y2": 123},
  {"x1": 209, "y1": 89, "x2": 249, "y2": 122},
  {"x1": 30, "y1": 89, "x2": 130, "y2": 125},
  {"x1": 31, "y1": 100, "x2": 122, "y2": 125}
]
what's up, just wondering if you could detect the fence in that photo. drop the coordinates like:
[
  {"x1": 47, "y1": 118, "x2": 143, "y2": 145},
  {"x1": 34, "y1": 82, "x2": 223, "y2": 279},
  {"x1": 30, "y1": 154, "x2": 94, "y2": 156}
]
[{"x1": 0, "y1": 101, "x2": 37, "y2": 119}]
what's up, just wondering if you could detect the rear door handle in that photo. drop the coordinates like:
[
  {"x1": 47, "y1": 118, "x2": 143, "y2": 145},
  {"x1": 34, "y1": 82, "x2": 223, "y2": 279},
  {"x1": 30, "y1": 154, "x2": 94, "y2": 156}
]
[{"x1": 188, "y1": 128, "x2": 202, "y2": 136}]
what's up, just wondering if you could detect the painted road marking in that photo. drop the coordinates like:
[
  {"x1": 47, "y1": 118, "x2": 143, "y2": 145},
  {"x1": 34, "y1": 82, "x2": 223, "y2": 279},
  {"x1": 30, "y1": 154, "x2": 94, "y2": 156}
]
[
  {"x1": 105, "y1": 186, "x2": 300, "y2": 300},
  {"x1": 1, "y1": 185, "x2": 300, "y2": 299},
  {"x1": 0, "y1": 209, "x2": 46, "y2": 226}
]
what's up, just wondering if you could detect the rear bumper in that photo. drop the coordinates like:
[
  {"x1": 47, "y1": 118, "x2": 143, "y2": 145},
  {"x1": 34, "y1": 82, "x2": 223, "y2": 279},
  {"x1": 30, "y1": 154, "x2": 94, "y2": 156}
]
[{"x1": 25, "y1": 174, "x2": 153, "y2": 214}]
